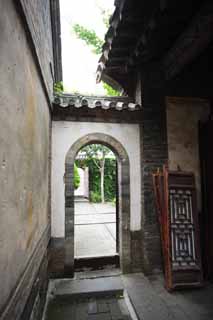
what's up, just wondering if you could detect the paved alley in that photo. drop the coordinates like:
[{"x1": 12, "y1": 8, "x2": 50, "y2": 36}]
[{"x1": 74, "y1": 200, "x2": 116, "y2": 257}]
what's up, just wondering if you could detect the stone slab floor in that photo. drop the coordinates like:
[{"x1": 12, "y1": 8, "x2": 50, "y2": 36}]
[
  {"x1": 43, "y1": 272, "x2": 213, "y2": 320},
  {"x1": 45, "y1": 294, "x2": 132, "y2": 320},
  {"x1": 74, "y1": 200, "x2": 116, "y2": 257},
  {"x1": 44, "y1": 276, "x2": 132, "y2": 320}
]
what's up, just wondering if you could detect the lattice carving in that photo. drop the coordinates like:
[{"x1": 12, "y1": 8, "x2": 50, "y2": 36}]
[
  {"x1": 153, "y1": 167, "x2": 203, "y2": 290},
  {"x1": 169, "y1": 189, "x2": 196, "y2": 269}
]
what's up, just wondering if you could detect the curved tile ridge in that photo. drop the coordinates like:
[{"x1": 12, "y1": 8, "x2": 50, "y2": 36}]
[{"x1": 53, "y1": 94, "x2": 141, "y2": 111}]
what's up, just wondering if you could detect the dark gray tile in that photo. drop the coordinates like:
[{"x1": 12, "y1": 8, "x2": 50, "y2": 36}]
[
  {"x1": 88, "y1": 299, "x2": 98, "y2": 314},
  {"x1": 97, "y1": 301, "x2": 110, "y2": 313},
  {"x1": 109, "y1": 301, "x2": 123, "y2": 320},
  {"x1": 87, "y1": 314, "x2": 111, "y2": 320},
  {"x1": 76, "y1": 302, "x2": 88, "y2": 320}
]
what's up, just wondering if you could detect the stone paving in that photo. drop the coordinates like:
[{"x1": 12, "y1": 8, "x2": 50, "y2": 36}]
[
  {"x1": 123, "y1": 273, "x2": 213, "y2": 320},
  {"x1": 44, "y1": 272, "x2": 213, "y2": 320},
  {"x1": 74, "y1": 200, "x2": 116, "y2": 258},
  {"x1": 45, "y1": 294, "x2": 132, "y2": 320}
]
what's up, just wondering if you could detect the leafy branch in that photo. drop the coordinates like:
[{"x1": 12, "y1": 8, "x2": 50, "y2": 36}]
[
  {"x1": 77, "y1": 144, "x2": 114, "y2": 203},
  {"x1": 54, "y1": 81, "x2": 64, "y2": 94},
  {"x1": 72, "y1": 5, "x2": 121, "y2": 96},
  {"x1": 73, "y1": 24, "x2": 103, "y2": 55}
]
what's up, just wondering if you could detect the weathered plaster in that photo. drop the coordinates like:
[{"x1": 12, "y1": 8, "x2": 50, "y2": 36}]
[
  {"x1": 51, "y1": 121, "x2": 141, "y2": 238},
  {"x1": 0, "y1": 0, "x2": 50, "y2": 314},
  {"x1": 18, "y1": 0, "x2": 54, "y2": 99},
  {"x1": 167, "y1": 97, "x2": 210, "y2": 210}
]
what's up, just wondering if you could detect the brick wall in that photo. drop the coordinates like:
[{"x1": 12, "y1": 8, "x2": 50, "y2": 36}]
[{"x1": 140, "y1": 63, "x2": 168, "y2": 273}]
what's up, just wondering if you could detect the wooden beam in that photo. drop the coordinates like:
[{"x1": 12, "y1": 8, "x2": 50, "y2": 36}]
[
  {"x1": 107, "y1": 56, "x2": 129, "y2": 64},
  {"x1": 164, "y1": 2, "x2": 213, "y2": 80}
]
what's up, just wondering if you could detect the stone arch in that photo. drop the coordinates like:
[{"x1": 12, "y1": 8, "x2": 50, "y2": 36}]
[{"x1": 64, "y1": 133, "x2": 131, "y2": 276}]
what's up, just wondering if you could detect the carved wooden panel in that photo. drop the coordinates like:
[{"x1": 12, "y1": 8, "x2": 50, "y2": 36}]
[
  {"x1": 170, "y1": 188, "x2": 196, "y2": 269},
  {"x1": 153, "y1": 166, "x2": 203, "y2": 290}
]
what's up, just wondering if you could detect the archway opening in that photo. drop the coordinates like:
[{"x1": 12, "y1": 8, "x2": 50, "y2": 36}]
[
  {"x1": 64, "y1": 133, "x2": 131, "y2": 276},
  {"x1": 74, "y1": 144, "x2": 119, "y2": 264}
]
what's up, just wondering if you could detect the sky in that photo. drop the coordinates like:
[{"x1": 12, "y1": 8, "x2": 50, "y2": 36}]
[{"x1": 60, "y1": 0, "x2": 115, "y2": 95}]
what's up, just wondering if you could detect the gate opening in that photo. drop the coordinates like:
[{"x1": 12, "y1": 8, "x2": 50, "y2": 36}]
[
  {"x1": 73, "y1": 143, "x2": 119, "y2": 268},
  {"x1": 64, "y1": 133, "x2": 131, "y2": 276}
]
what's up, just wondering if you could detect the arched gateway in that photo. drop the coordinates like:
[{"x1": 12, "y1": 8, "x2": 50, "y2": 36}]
[{"x1": 64, "y1": 133, "x2": 131, "y2": 276}]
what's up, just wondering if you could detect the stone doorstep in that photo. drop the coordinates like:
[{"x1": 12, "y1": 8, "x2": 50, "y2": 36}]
[
  {"x1": 45, "y1": 275, "x2": 140, "y2": 320},
  {"x1": 52, "y1": 276, "x2": 124, "y2": 300}
]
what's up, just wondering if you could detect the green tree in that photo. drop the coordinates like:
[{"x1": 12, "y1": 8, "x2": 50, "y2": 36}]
[
  {"x1": 74, "y1": 163, "x2": 80, "y2": 190},
  {"x1": 77, "y1": 144, "x2": 114, "y2": 203},
  {"x1": 73, "y1": 24, "x2": 103, "y2": 54},
  {"x1": 103, "y1": 83, "x2": 121, "y2": 96},
  {"x1": 72, "y1": 8, "x2": 121, "y2": 96},
  {"x1": 54, "y1": 81, "x2": 64, "y2": 94}
]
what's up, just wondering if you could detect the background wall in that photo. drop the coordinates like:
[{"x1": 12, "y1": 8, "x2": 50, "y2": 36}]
[
  {"x1": 167, "y1": 97, "x2": 210, "y2": 210},
  {"x1": 74, "y1": 167, "x2": 89, "y2": 198},
  {"x1": 19, "y1": 0, "x2": 54, "y2": 97},
  {"x1": 0, "y1": 0, "x2": 52, "y2": 316},
  {"x1": 52, "y1": 121, "x2": 141, "y2": 237}
]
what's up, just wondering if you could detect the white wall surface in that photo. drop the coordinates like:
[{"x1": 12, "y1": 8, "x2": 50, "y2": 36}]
[
  {"x1": 52, "y1": 121, "x2": 141, "y2": 237},
  {"x1": 167, "y1": 97, "x2": 210, "y2": 210}
]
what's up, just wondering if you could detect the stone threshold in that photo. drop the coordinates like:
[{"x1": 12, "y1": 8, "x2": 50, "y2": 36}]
[
  {"x1": 74, "y1": 255, "x2": 120, "y2": 271},
  {"x1": 43, "y1": 274, "x2": 138, "y2": 320}
]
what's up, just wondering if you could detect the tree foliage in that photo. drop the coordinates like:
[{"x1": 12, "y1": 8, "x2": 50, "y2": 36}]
[
  {"x1": 54, "y1": 81, "x2": 64, "y2": 94},
  {"x1": 74, "y1": 163, "x2": 80, "y2": 190},
  {"x1": 72, "y1": 6, "x2": 121, "y2": 97},
  {"x1": 77, "y1": 144, "x2": 115, "y2": 203},
  {"x1": 73, "y1": 24, "x2": 103, "y2": 54},
  {"x1": 78, "y1": 144, "x2": 113, "y2": 162},
  {"x1": 103, "y1": 82, "x2": 121, "y2": 96},
  {"x1": 76, "y1": 158, "x2": 116, "y2": 203}
]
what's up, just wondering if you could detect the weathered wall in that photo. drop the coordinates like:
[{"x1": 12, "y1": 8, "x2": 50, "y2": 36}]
[
  {"x1": 0, "y1": 0, "x2": 52, "y2": 318},
  {"x1": 51, "y1": 121, "x2": 141, "y2": 238},
  {"x1": 18, "y1": 0, "x2": 54, "y2": 98},
  {"x1": 74, "y1": 168, "x2": 89, "y2": 198},
  {"x1": 167, "y1": 97, "x2": 210, "y2": 210}
]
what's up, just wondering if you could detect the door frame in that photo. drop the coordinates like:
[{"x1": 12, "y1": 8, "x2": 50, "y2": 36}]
[{"x1": 64, "y1": 133, "x2": 131, "y2": 276}]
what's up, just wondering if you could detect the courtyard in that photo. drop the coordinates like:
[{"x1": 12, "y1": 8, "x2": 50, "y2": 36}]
[{"x1": 74, "y1": 199, "x2": 116, "y2": 258}]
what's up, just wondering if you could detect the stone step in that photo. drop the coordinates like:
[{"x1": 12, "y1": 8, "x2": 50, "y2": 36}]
[
  {"x1": 51, "y1": 276, "x2": 124, "y2": 300},
  {"x1": 74, "y1": 197, "x2": 89, "y2": 202}
]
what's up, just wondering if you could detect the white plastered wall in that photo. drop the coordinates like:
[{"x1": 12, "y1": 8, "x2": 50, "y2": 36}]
[
  {"x1": 167, "y1": 97, "x2": 210, "y2": 210},
  {"x1": 51, "y1": 121, "x2": 141, "y2": 237}
]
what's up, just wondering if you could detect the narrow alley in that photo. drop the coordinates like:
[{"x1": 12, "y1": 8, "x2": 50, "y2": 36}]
[
  {"x1": 1, "y1": 1, "x2": 213, "y2": 320},
  {"x1": 74, "y1": 200, "x2": 116, "y2": 257}
]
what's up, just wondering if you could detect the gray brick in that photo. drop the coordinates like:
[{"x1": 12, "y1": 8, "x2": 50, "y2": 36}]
[
  {"x1": 87, "y1": 314, "x2": 111, "y2": 320},
  {"x1": 97, "y1": 301, "x2": 109, "y2": 313},
  {"x1": 88, "y1": 299, "x2": 97, "y2": 314},
  {"x1": 109, "y1": 301, "x2": 123, "y2": 320}
]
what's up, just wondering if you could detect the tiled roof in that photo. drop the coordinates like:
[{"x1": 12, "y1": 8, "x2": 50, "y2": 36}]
[{"x1": 53, "y1": 94, "x2": 141, "y2": 111}]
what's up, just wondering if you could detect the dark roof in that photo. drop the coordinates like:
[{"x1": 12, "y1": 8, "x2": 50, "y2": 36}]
[{"x1": 97, "y1": 0, "x2": 203, "y2": 93}]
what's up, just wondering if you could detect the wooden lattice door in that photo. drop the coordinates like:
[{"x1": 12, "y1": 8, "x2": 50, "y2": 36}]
[{"x1": 153, "y1": 167, "x2": 203, "y2": 290}]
